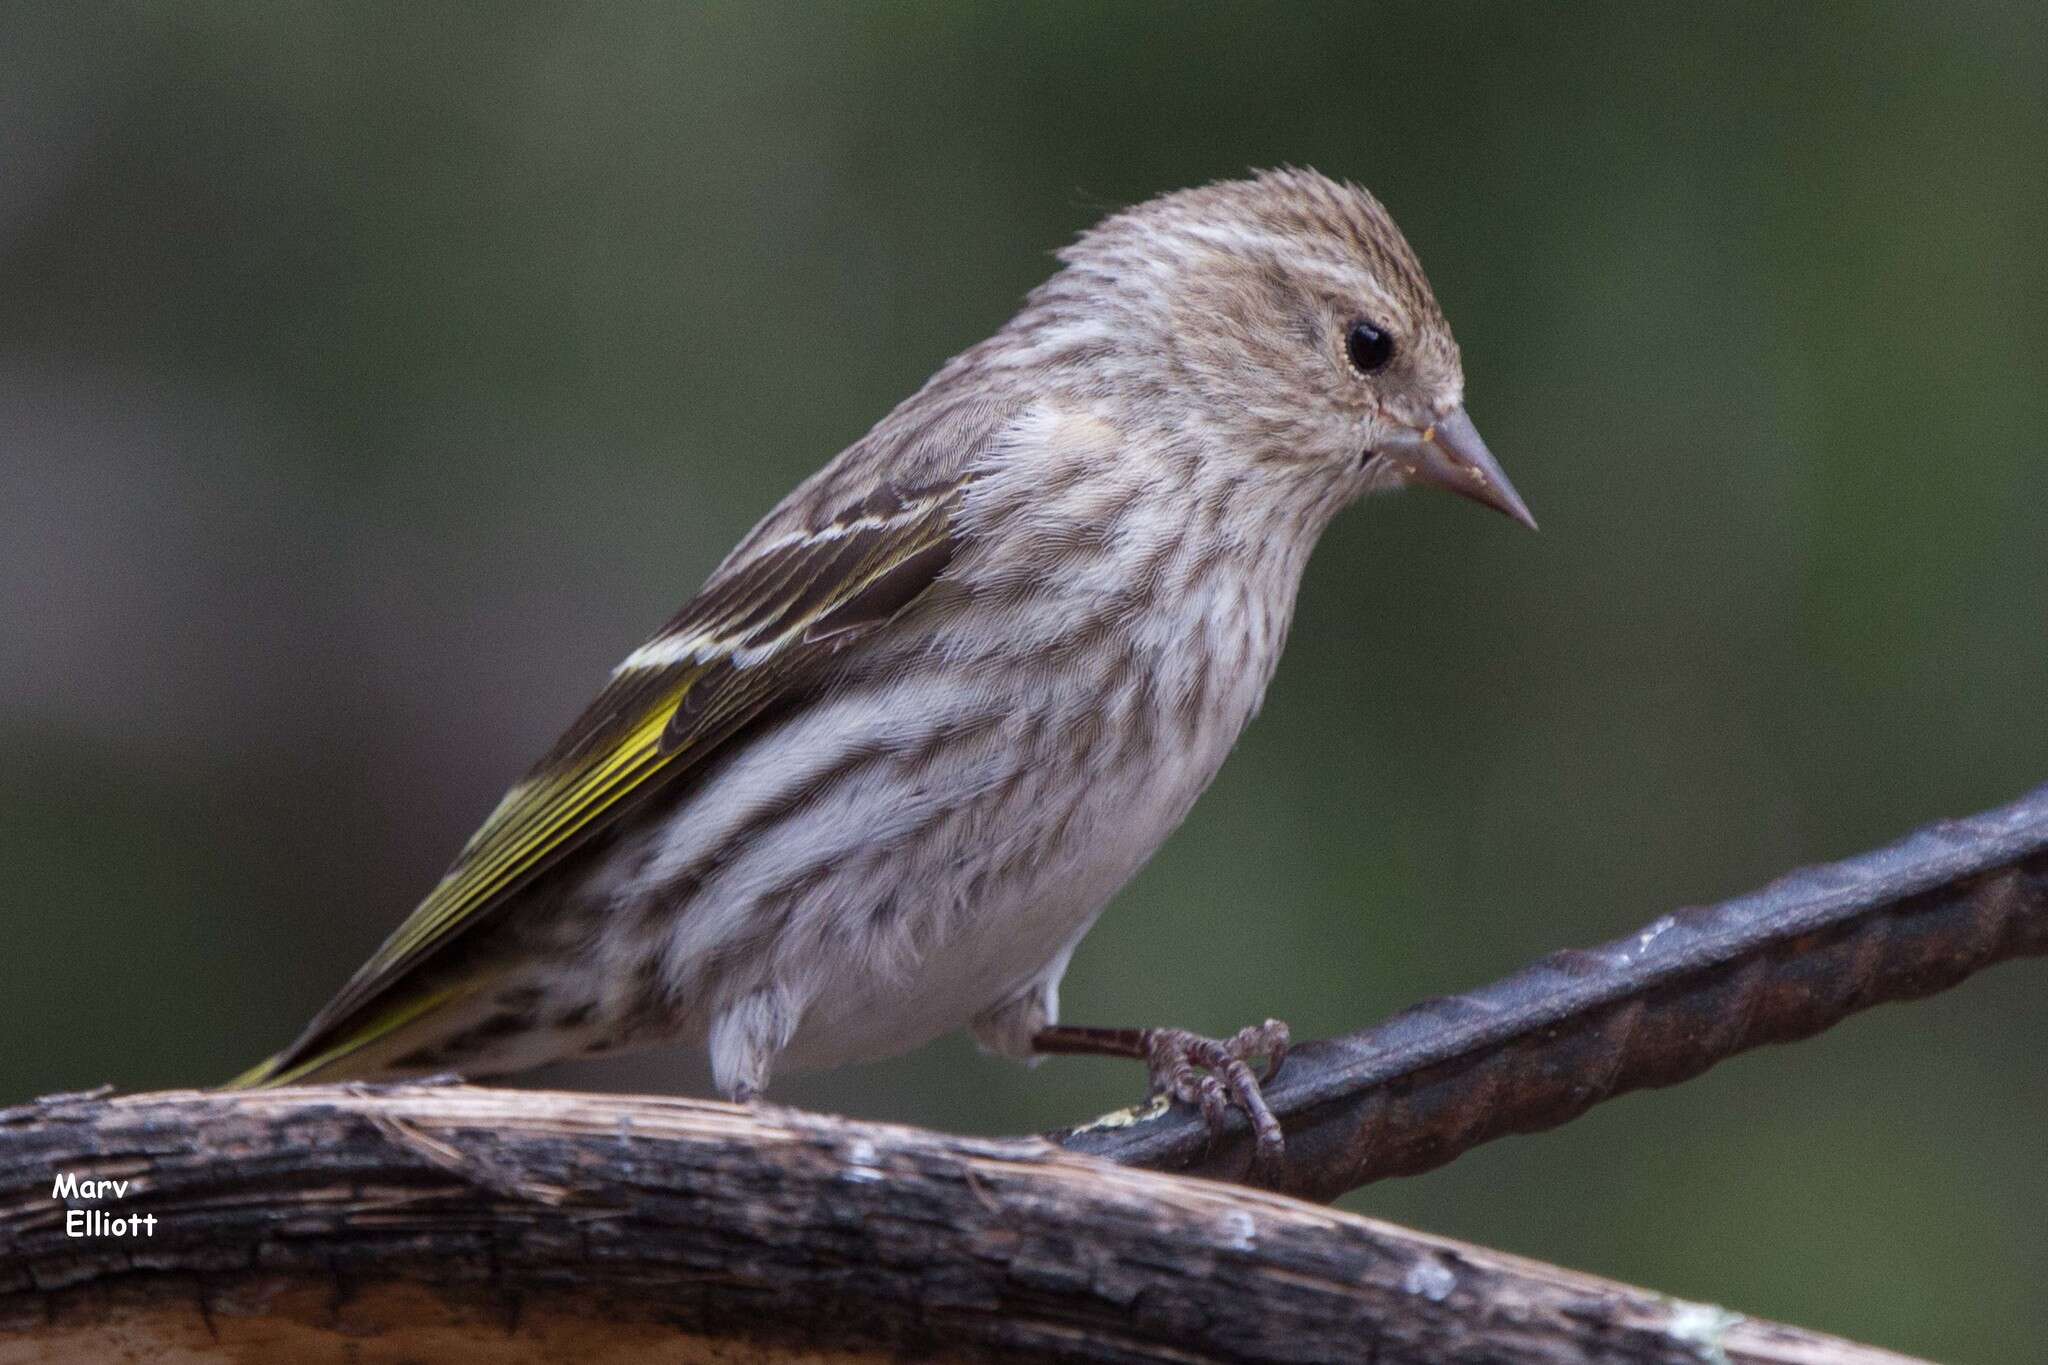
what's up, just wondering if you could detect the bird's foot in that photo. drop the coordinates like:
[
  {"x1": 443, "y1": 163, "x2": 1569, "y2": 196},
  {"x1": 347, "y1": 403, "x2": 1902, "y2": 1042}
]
[
  {"x1": 1034, "y1": 1019, "x2": 1291, "y2": 1169},
  {"x1": 1143, "y1": 1021, "x2": 1290, "y2": 1166}
]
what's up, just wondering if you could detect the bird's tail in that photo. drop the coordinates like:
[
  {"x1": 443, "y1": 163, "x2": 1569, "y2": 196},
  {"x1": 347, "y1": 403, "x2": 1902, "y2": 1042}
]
[
  {"x1": 223, "y1": 1053, "x2": 289, "y2": 1090},
  {"x1": 222, "y1": 980, "x2": 483, "y2": 1089}
]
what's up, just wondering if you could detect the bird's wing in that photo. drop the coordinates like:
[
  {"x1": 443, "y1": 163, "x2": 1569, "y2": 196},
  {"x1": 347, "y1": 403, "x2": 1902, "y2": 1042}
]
[{"x1": 233, "y1": 475, "x2": 970, "y2": 1086}]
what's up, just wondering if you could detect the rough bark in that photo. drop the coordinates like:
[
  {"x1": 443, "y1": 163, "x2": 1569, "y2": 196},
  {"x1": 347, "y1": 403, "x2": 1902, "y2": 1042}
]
[{"x1": 0, "y1": 1087, "x2": 1920, "y2": 1365}]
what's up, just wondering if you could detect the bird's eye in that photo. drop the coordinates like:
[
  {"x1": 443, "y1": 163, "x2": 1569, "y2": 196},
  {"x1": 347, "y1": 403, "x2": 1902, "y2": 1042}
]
[{"x1": 1345, "y1": 320, "x2": 1395, "y2": 376}]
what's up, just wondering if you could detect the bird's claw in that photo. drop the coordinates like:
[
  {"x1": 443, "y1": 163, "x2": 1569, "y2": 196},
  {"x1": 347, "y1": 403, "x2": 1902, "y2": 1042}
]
[{"x1": 1142, "y1": 1019, "x2": 1290, "y2": 1170}]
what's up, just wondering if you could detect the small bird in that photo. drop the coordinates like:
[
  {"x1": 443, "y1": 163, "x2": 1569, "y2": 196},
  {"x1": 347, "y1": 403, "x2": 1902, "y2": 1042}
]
[{"x1": 233, "y1": 169, "x2": 1533, "y2": 1153}]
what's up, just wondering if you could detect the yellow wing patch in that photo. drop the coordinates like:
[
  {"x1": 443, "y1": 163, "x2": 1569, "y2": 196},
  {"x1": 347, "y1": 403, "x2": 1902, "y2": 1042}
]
[{"x1": 369, "y1": 681, "x2": 690, "y2": 972}]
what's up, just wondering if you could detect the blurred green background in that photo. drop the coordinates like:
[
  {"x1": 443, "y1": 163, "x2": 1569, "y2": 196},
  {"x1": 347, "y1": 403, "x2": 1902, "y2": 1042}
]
[{"x1": 3, "y1": 3, "x2": 2044, "y2": 1358}]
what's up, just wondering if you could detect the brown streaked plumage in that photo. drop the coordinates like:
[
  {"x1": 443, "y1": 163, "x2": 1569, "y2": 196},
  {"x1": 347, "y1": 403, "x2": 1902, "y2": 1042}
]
[{"x1": 232, "y1": 169, "x2": 1532, "y2": 1151}]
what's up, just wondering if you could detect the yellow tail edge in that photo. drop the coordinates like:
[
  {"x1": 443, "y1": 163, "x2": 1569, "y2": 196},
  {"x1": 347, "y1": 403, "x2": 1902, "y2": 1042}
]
[
  {"x1": 221, "y1": 981, "x2": 480, "y2": 1090},
  {"x1": 224, "y1": 1054, "x2": 287, "y2": 1089}
]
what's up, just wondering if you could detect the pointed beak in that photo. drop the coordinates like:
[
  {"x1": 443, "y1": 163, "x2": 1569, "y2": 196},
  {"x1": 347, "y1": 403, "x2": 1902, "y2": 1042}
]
[{"x1": 1381, "y1": 407, "x2": 1537, "y2": 531}]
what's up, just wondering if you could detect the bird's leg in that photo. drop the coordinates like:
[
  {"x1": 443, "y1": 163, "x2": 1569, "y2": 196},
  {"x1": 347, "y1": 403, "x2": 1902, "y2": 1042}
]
[{"x1": 1032, "y1": 1019, "x2": 1291, "y2": 1164}]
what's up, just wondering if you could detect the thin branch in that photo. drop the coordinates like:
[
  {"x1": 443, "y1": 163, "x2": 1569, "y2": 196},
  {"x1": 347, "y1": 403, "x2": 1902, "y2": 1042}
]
[
  {"x1": 1056, "y1": 783, "x2": 2048, "y2": 1200},
  {"x1": 0, "y1": 1087, "x2": 1923, "y2": 1364}
]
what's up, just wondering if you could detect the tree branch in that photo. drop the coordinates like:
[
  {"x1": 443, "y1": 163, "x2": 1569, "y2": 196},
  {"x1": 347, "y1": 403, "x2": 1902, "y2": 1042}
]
[
  {"x1": 3, "y1": 787, "x2": 2041, "y2": 1360},
  {"x1": 1057, "y1": 783, "x2": 2048, "y2": 1200},
  {"x1": 1, "y1": 1087, "x2": 1920, "y2": 1364}
]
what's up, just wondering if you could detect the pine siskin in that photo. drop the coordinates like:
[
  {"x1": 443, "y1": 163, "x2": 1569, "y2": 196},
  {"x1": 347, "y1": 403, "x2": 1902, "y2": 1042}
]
[{"x1": 233, "y1": 169, "x2": 1533, "y2": 1151}]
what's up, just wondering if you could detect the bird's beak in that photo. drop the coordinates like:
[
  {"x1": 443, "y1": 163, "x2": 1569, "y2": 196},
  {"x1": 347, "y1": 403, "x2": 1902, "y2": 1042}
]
[{"x1": 1381, "y1": 407, "x2": 1537, "y2": 531}]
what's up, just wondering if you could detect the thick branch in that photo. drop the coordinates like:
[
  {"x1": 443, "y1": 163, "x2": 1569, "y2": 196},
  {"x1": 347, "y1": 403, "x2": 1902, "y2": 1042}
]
[
  {"x1": 3, "y1": 790, "x2": 2040, "y2": 1359},
  {"x1": 1057, "y1": 783, "x2": 2048, "y2": 1200},
  {"x1": 0, "y1": 1087, "x2": 1918, "y2": 1364}
]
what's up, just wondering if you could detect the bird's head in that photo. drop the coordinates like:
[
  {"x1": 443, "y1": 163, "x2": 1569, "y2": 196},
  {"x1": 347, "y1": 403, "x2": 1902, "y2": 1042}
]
[{"x1": 1032, "y1": 167, "x2": 1534, "y2": 530}]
